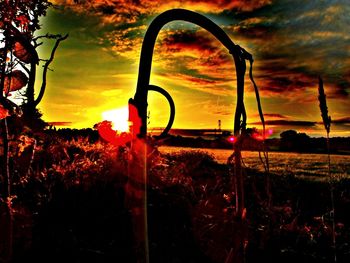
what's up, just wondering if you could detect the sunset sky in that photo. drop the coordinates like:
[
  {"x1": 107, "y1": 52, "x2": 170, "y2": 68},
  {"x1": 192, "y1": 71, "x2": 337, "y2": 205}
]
[{"x1": 34, "y1": 0, "x2": 350, "y2": 137}]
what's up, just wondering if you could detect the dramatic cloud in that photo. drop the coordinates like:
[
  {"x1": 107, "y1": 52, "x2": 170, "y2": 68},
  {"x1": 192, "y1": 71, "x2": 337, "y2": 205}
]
[
  {"x1": 154, "y1": 30, "x2": 234, "y2": 81},
  {"x1": 53, "y1": 0, "x2": 349, "y2": 98},
  {"x1": 224, "y1": 0, "x2": 350, "y2": 99},
  {"x1": 52, "y1": 0, "x2": 272, "y2": 23},
  {"x1": 38, "y1": 0, "x2": 349, "y2": 135}
]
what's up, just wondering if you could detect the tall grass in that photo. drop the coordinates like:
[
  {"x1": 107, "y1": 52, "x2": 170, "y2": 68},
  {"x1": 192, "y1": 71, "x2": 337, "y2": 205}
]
[{"x1": 318, "y1": 77, "x2": 336, "y2": 263}]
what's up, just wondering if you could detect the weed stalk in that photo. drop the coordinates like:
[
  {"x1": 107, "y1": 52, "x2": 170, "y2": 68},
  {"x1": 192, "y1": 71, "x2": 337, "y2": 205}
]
[{"x1": 318, "y1": 77, "x2": 336, "y2": 263}]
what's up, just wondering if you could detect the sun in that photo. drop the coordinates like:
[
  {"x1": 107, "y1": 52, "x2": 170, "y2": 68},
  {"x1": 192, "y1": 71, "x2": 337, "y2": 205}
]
[{"x1": 101, "y1": 106, "x2": 130, "y2": 132}]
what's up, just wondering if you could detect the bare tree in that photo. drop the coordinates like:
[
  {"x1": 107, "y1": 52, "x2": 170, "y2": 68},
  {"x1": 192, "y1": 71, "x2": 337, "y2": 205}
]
[
  {"x1": 0, "y1": 0, "x2": 67, "y2": 129},
  {"x1": 0, "y1": 2, "x2": 66, "y2": 261}
]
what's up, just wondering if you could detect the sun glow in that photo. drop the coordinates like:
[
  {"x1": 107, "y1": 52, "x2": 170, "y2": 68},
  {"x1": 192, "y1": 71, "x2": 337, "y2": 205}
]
[{"x1": 101, "y1": 106, "x2": 130, "y2": 132}]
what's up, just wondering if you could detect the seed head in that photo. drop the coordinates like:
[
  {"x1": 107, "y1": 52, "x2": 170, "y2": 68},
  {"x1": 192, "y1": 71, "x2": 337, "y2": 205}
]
[{"x1": 318, "y1": 77, "x2": 331, "y2": 134}]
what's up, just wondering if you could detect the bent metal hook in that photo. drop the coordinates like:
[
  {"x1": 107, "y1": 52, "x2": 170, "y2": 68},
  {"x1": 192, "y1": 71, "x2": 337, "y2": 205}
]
[
  {"x1": 125, "y1": 9, "x2": 266, "y2": 262},
  {"x1": 129, "y1": 8, "x2": 264, "y2": 139}
]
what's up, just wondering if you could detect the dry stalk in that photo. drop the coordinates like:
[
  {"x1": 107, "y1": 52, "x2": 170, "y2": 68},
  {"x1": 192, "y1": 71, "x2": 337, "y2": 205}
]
[{"x1": 318, "y1": 77, "x2": 336, "y2": 263}]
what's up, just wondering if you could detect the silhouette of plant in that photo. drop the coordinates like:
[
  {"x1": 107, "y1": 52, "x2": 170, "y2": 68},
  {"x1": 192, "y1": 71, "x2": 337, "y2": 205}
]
[
  {"x1": 318, "y1": 77, "x2": 336, "y2": 263},
  {"x1": 0, "y1": 2, "x2": 66, "y2": 261},
  {"x1": 0, "y1": 0, "x2": 68, "y2": 130}
]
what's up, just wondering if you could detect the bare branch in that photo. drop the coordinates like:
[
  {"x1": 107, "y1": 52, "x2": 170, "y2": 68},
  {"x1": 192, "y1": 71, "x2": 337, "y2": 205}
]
[
  {"x1": 33, "y1": 33, "x2": 65, "y2": 41},
  {"x1": 34, "y1": 42, "x2": 43, "y2": 48},
  {"x1": 34, "y1": 34, "x2": 68, "y2": 106},
  {"x1": 16, "y1": 60, "x2": 30, "y2": 74}
]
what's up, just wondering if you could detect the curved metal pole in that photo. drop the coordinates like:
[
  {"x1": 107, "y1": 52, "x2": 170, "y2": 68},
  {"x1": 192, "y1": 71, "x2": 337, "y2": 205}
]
[
  {"x1": 126, "y1": 10, "x2": 262, "y2": 262},
  {"x1": 130, "y1": 8, "x2": 251, "y2": 137},
  {"x1": 148, "y1": 85, "x2": 175, "y2": 138}
]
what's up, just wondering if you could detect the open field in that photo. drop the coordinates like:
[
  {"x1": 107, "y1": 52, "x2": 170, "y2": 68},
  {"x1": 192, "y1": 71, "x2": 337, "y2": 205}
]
[{"x1": 160, "y1": 146, "x2": 350, "y2": 179}]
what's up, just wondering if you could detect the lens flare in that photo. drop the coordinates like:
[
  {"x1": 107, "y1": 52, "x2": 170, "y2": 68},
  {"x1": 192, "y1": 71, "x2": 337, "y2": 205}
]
[
  {"x1": 101, "y1": 107, "x2": 130, "y2": 132},
  {"x1": 228, "y1": 136, "x2": 235, "y2": 143}
]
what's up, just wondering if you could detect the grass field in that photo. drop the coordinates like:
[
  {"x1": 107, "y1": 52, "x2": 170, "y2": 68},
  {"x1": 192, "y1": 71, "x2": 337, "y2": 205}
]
[
  {"x1": 160, "y1": 146, "x2": 350, "y2": 179},
  {"x1": 1, "y1": 137, "x2": 350, "y2": 263}
]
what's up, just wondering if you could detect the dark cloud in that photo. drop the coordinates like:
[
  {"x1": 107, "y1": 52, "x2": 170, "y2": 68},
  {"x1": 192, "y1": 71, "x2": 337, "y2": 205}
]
[
  {"x1": 331, "y1": 117, "x2": 350, "y2": 125},
  {"x1": 259, "y1": 76, "x2": 312, "y2": 94},
  {"x1": 235, "y1": 24, "x2": 272, "y2": 38},
  {"x1": 230, "y1": 17, "x2": 277, "y2": 39},
  {"x1": 250, "y1": 120, "x2": 316, "y2": 127},
  {"x1": 48, "y1": 122, "x2": 72, "y2": 126},
  {"x1": 318, "y1": 117, "x2": 350, "y2": 131},
  {"x1": 153, "y1": 30, "x2": 236, "y2": 89},
  {"x1": 97, "y1": 4, "x2": 115, "y2": 15},
  {"x1": 176, "y1": 74, "x2": 217, "y2": 85},
  {"x1": 262, "y1": 113, "x2": 287, "y2": 119},
  {"x1": 159, "y1": 30, "x2": 232, "y2": 68},
  {"x1": 162, "y1": 31, "x2": 217, "y2": 53},
  {"x1": 329, "y1": 80, "x2": 350, "y2": 98}
]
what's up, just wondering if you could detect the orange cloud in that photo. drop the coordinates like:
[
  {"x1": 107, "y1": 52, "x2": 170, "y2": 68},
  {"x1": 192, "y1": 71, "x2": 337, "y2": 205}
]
[
  {"x1": 52, "y1": 0, "x2": 272, "y2": 24},
  {"x1": 103, "y1": 25, "x2": 146, "y2": 60}
]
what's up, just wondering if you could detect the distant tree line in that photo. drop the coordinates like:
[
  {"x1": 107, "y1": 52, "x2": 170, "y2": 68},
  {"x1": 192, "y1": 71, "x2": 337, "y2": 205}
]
[
  {"x1": 45, "y1": 127, "x2": 350, "y2": 154},
  {"x1": 44, "y1": 127, "x2": 100, "y2": 142},
  {"x1": 277, "y1": 130, "x2": 350, "y2": 154}
]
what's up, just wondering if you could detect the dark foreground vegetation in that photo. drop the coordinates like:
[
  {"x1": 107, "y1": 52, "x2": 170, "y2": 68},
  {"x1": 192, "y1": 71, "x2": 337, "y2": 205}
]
[{"x1": 1, "y1": 132, "x2": 350, "y2": 263}]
